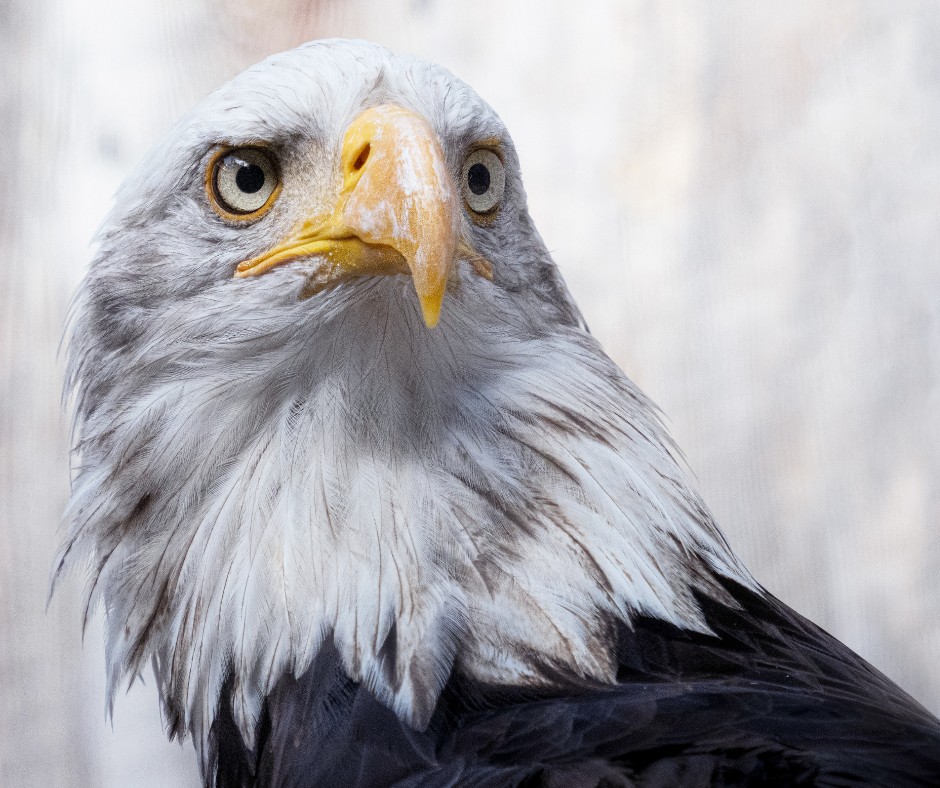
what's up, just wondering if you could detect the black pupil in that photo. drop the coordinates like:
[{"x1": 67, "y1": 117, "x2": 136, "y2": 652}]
[
  {"x1": 467, "y1": 162, "x2": 490, "y2": 196},
  {"x1": 235, "y1": 162, "x2": 265, "y2": 194}
]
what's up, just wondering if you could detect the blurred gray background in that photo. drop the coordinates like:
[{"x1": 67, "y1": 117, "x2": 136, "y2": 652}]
[{"x1": 2, "y1": 1, "x2": 938, "y2": 784}]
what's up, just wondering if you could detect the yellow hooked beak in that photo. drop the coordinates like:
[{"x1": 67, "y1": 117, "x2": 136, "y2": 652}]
[{"x1": 235, "y1": 104, "x2": 467, "y2": 328}]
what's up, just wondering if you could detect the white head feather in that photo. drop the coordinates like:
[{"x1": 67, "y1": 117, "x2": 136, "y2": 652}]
[{"x1": 56, "y1": 39, "x2": 756, "y2": 762}]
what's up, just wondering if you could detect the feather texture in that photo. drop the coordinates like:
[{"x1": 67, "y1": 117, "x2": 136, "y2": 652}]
[
  {"x1": 55, "y1": 39, "x2": 940, "y2": 785},
  {"x1": 207, "y1": 577, "x2": 940, "y2": 786}
]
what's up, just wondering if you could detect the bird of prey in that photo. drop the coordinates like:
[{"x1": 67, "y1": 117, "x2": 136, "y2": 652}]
[{"x1": 56, "y1": 39, "x2": 940, "y2": 787}]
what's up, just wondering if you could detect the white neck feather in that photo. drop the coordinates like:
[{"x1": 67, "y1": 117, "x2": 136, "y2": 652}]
[{"x1": 59, "y1": 276, "x2": 754, "y2": 761}]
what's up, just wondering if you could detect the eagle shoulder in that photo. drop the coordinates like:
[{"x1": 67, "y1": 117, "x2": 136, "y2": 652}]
[{"x1": 206, "y1": 576, "x2": 940, "y2": 787}]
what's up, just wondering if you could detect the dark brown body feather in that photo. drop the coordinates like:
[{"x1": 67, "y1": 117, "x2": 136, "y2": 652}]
[{"x1": 207, "y1": 576, "x2": 940, "y2": 787}]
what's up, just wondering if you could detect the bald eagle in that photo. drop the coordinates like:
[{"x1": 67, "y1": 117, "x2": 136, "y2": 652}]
[{"x1": 56, "y1": 40, "x2": 940, "y2": 787}]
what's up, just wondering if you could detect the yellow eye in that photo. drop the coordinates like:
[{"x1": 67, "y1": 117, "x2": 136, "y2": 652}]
[
  {"x1": 206, "y1": 146, "x2": 281, "y2": 220},
  {"x1": 461, "y1": 148, "x2": 505, "y2": 216}
]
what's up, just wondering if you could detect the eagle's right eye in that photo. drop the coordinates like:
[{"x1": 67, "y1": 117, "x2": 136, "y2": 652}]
[{"x1": 207, "y1": 146, "x2": 281, "y2": 221}]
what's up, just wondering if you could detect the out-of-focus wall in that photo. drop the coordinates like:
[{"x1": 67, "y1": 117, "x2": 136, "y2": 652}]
[{"x1": 2, "y1": 1, "x2": 938, "y2": 784}]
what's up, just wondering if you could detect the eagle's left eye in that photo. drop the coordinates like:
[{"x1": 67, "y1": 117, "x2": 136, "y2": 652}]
[
  {"x1": 461, "y1": 148, "x2": 505, "y2": 217},
  {"x1": 207, "y1": 146, "x2": 281, "y2": 220}
]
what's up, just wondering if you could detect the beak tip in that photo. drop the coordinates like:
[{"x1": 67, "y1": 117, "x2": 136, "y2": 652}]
[
  {"x1": 418, "y1": 293, "x2": 444, "y2": 329},
  {"x1": 420, "y1": 308, "x2": 441, "y2": 330}
]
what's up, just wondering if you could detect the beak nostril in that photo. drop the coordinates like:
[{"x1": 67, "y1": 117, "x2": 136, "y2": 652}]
[{"x1": 352, "y1": 142, "x2": 371, "y2": 172}]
